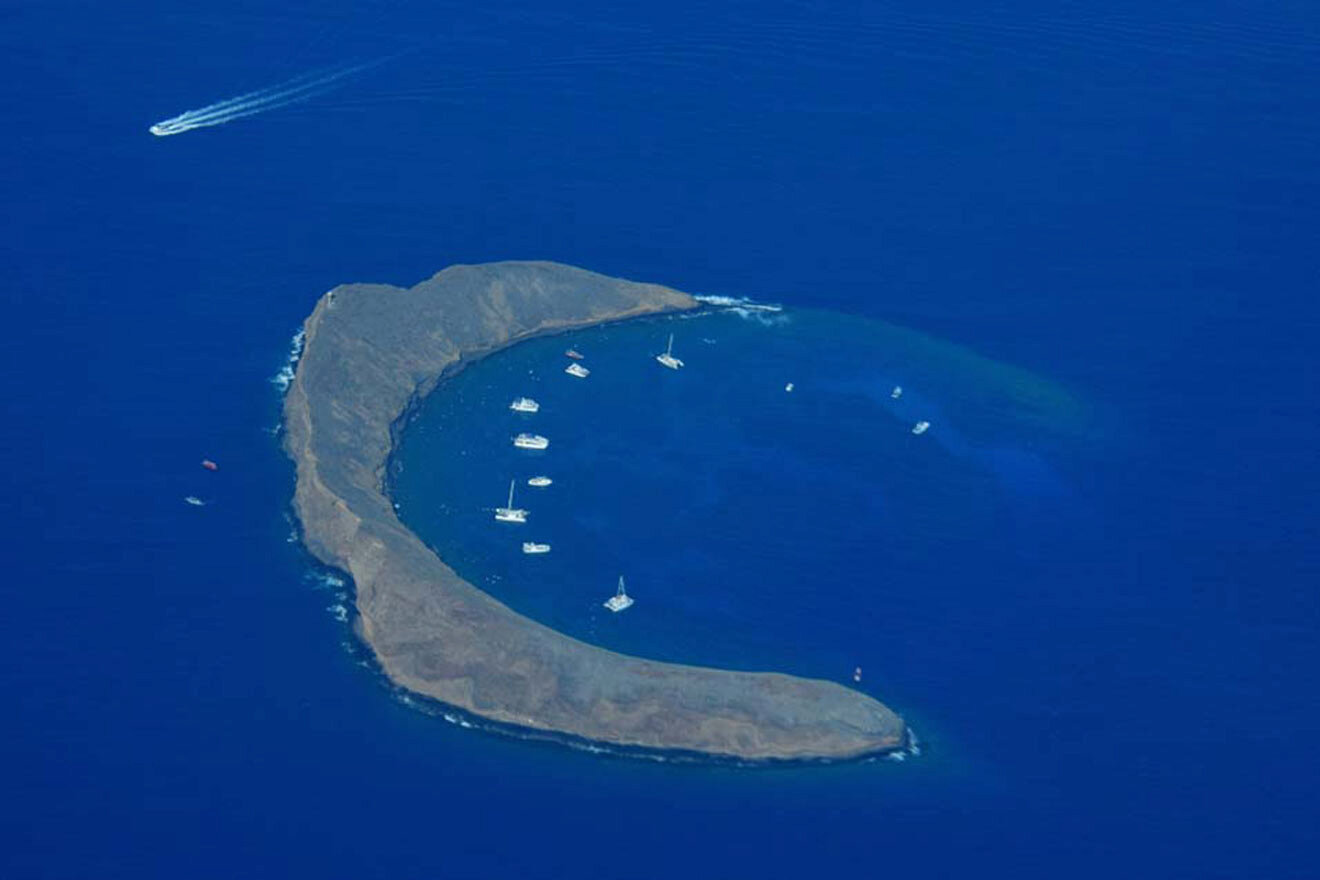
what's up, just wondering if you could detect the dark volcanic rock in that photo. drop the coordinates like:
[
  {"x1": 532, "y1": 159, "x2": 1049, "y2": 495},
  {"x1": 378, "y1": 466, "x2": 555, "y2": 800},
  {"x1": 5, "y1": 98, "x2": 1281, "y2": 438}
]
[{"x1": 283, "y1": 261, "x2": 906, "y2": 759}]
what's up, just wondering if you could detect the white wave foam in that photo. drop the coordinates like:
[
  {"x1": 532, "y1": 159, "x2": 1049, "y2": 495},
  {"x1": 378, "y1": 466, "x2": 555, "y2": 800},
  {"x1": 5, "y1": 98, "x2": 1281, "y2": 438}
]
[
  {"x1": 270, "y1": 328, "x2": 306, "y2": 393},
  {"x1": 307, "y1": 571, "x2": 345, "y2": 590},
  {"x1": 694, "y1": 294, "x2": 789, "y2": 325},
  {"x1": 327, "y1": 603, "x2": 348, "y2": 622},
  {"x1": 694, "y1": 294, "x2": 784, "y2": 312}
]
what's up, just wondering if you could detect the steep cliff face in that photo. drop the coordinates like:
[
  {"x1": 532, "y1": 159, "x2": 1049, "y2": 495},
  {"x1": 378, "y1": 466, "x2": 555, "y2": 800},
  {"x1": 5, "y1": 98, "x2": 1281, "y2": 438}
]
[{"x1": 284, "y1": 261, "x2": 906, "y2": 760}]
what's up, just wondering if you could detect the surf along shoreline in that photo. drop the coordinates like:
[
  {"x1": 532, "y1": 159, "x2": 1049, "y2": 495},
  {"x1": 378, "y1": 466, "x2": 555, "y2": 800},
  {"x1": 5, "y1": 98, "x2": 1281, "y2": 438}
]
[{"x1": 283, "y1": 261, "x2": 908, "y2": 761}]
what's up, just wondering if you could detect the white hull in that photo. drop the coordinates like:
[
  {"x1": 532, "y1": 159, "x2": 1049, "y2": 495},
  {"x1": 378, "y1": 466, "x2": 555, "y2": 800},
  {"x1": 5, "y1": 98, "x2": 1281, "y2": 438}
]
[
  {"x1": 656, "y1": 354, "x2": 684, "y2": 369},
  {"x1": 604, "y1": 595, "x2": 634, "y2": 612},
  {"x1": 912, "y1": 421, "x2": 930, "y2": 435},
  {"x1": 527, "y1": 476, "x2": 553, "y2": 487},
  {"x1": 510, "y1": 397, "x2": 540, "y2": 413},
  {"x1": 604, "y1": 576, "x2": 633, "y2": 612},
  {"x1": 522, "y1": 542, "x2": 551, "y2": 554},
  {"x1": 565, "y1": 363, "x2": 590, "y2": 378},
  {"x1": 495, "y1": 508, "x2": 527, "y2": 523},
  {"x1": 513, "y1": 433, "x2": 549, "y2": 449}
]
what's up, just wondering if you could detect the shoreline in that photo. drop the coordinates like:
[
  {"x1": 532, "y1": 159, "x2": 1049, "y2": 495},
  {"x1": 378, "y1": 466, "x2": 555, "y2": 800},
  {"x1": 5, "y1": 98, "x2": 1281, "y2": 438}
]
[{"x1": 283, "y1": 261, "x2": 907, "y2": 760}]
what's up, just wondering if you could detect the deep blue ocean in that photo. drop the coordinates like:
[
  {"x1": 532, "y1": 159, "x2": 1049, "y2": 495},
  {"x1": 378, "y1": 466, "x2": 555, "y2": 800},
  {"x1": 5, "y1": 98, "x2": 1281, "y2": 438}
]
[{"x1": 4, "y1": 1, "x2": 1318, "y2": 877}]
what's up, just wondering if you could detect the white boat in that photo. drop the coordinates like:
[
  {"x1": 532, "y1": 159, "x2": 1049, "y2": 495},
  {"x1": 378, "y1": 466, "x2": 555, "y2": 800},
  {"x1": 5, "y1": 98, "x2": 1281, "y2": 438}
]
[
  {"x1": 912, "y1": 421, "x2": 930, "y2": 435},
  {"x1": 513, "y1": 433, "x2": 549, "y2": 450},
  {"x1": 565, "y1": 349, "x2": 585, "y2": 360},
  {"x1": 565, "y1": 363, "x2": 590, "y2": 378},
  {"x1": 522, "y1": 542, "x2": 551, "y2": 555},
  {"x1": 510, "y1": 397, "x2": 540, "y2": 413},
  {"x1": 785, "y1": 382, "x2": 794, "y2": 392},
  {"x1": 527, "y1": 476, "x2": 553, "y2": 487},
  {"x1": 891, "y1": 386, "x2": 903, "y2": 399},
  {"x1": 655, "y1": 333, "x2": 684, "y2": 369},
  {"x1": 603, "y1": 576, "x2": 634, "y2": 613},
  {"x1": 494, "y1": 479, "x2": 528, "y2": 523},
  {"x1": 184, "y1": 496, "x2": 206, "y2": 507}
]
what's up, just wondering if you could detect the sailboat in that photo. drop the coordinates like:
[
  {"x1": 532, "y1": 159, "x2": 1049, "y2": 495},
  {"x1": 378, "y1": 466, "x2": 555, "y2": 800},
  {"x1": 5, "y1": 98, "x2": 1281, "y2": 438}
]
[
  {"x1": 655, "y1": 333, "x2": 684, "y2": 369},
  {"x1": 603, "y1": 575, "x2": 634, "y2": 612},
  {"x1": 493, "y1": 479, "x2": 527, "y2": 523}
]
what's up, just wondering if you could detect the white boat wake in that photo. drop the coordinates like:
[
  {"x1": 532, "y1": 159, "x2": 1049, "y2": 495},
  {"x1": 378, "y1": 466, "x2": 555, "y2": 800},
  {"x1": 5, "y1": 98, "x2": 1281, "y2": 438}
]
[{"x1": 149, "y1": 60, "x2": 386, "y2": 136}]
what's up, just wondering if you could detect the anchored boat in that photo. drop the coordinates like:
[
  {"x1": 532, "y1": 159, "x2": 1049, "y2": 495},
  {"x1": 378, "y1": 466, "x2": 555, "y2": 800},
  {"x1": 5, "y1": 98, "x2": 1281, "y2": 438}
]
[
  {"x1": 912, "y1": 421, "x2": 930, "y2": 435},
  {"x1": 522, "y1": 542, "x2": 551, "y2": 554},
  {"x1": 513, "y1": 433, "x2": 549, "y2": 450},
  {"x1": 510, "y1": 397, "x2": 540, "y2": 413},
  {"x1": 603, "y1": 576, "x2": 634, "y2": 612},
  {"x1": 655, "y1": 333, "x2": 684, "y2": 369},
  {"x1": 565, "y1": 363, "x2": 590, "y2": 378},
  {"x1": 527, "y1": 476, "x2": 553, "y2": 487},
  {"x1": 494, "y1": 480, "x2": 528, "y2": 523}
]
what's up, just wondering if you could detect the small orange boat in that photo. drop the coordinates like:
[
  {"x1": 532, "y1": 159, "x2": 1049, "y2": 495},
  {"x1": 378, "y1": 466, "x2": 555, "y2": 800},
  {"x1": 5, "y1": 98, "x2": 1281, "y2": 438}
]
[{"x1": 201, "y1": 459, "x2": 218, "y2": 471}]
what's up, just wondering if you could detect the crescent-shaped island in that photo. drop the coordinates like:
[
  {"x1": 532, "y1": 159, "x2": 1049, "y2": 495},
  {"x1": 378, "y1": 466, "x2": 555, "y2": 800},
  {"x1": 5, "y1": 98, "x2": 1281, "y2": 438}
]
[{"x1": 283, "y1": 261, "x2": 907, "y2": 760}]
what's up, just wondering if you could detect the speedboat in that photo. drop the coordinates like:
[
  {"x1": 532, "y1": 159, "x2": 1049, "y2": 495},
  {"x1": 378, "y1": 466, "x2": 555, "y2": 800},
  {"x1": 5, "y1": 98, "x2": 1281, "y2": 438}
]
[
  {"x1": 513, "y1": 433, "x2": 549, "y2": 450},
  {"x1": 522, "y1": 542, "x2": 551, "y2": 554},
  {"x1": 184, "y1": 496, "x2": 206, "y2": 507},
  {"x1": 891, "y1": 386, "x2": 903, "y2": 399},
  {"x1": 494, "y1": 479, "x2": 528, "y2": 522},
  {"x1": 510, "y1": 397, "x2": 540, "y2": 413},
  {"x1": 565, "y1": 349, "x2": 585, "y2": 360},
  {"x1": 527, "y1": 476, "x2": 553, "y2": 487},
  {"x1": 655, "y1": 333, "x2": 684, "y2": 369},
  {"x1": 565, "y1": 363, "x2": 590, "y2": 378},
  {"x1": 603, "y1": 576, "x2": 634, "y2": 612},
  {"x1": 912, "y1": 421, "x2": 930, "y2": 435}
]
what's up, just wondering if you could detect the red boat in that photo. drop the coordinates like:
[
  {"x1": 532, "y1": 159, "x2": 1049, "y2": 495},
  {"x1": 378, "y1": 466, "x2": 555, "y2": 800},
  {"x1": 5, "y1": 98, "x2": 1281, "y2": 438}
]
[
  {"x1": 565, "y1": 349, "x2": 584, "y2": 360},
  {"x1": 201, "y1": 459, "x2": 218, "y2": 471}
]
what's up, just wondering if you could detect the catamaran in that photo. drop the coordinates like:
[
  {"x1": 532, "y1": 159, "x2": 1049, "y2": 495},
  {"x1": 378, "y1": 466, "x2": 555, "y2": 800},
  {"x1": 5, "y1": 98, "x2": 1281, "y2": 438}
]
[
  {"x1": 527, "y1": 476, "x2": 553, "y2": 487},
  {"x1": 510, "y1": 397, "x2": 540, "y2": 413},
  {"x1": 655, "y1": 333, "x2": 684, "y2": 369},
  {"x1": 912, "y1": 421, "x2": 930, "y2": 435},
  {"x1": 494, "y1": 480, "x2": 528, "y2": 522},
  {"x1": 565, "y1": 363, "x2": 590, "y2": 378},
  {"x1": 603, "y1": 576, "x2": 634, "y2": 612},
  {"x1": 522, "y1": 542, "x2": 551, "y2": 554},
  {"x1": 513, "y1": 433, "x2": 549, "y2": 449}
]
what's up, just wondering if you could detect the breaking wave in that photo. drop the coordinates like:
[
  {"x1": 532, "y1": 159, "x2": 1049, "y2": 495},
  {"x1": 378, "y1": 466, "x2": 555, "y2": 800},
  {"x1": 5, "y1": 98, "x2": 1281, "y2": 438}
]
[
  {"x1": 270, "y1": 328, "x2": 306, "y2": 392},
  {"x1": 694, "y1": 294, "x2": 789, "y2": 325}
]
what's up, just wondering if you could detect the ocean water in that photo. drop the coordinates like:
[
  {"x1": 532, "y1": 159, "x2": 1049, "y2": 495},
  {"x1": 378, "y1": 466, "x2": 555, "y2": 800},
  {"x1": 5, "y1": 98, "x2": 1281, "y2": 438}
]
[{"x1": 3, "y1": 1, "x2": 1318, "y2": 877}]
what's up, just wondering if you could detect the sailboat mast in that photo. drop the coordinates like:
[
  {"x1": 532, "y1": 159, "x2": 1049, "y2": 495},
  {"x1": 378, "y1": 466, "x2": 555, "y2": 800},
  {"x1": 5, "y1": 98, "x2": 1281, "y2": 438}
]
[
  {"x1": 666, "y1": 333, "x2": 674, "y2": 356},
  {"x1": 507, "y1": 479, "x2": 515, "y2": 508}
]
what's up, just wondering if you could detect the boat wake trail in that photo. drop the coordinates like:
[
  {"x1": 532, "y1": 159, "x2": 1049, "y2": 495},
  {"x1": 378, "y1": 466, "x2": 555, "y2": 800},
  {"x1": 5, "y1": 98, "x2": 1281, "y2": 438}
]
[{"x1": 149, "y1": 60, "x2": 387, "y2": 136}]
